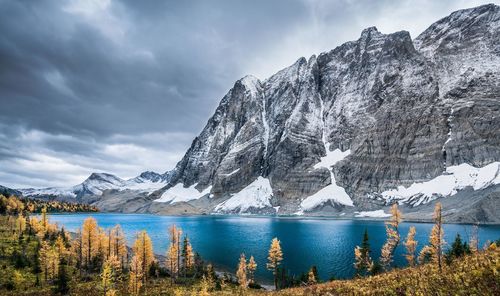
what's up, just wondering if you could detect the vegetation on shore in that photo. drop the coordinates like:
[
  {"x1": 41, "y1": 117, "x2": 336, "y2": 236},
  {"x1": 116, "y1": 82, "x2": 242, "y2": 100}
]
[
  {"x1": 0, "y1": 193, "x2": 498, "y2": 295},
  {"x1": 0, "y1": 194, "x2": 98, "y2": 214}
]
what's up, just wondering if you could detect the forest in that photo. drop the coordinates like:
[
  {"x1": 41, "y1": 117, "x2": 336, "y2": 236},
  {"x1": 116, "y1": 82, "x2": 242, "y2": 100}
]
[{"x1": 0, "y1": 194, "x2": 498, "y2": 295}]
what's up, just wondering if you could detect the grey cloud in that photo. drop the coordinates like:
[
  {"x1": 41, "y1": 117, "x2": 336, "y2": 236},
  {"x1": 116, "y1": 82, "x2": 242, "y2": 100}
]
[{"x1": 0, "y1": 0, "x2": 492, "y2": 188}]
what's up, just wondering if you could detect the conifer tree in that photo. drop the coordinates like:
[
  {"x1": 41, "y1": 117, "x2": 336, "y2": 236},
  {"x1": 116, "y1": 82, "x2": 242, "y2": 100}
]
[
  {"x1": 404, "y1": 226, "x2": 418, "y2": 266},
  {"x1": 82, "y1": 217, "x2": 99, "y2": 271},
  {"x1": 354, "y1": 229, "x2": 372, "y2": 276},
  {"x1": 247, "y1": 255, "x2": 257, "y2": 285},
  {"x1": 167, "y1": 225, "x2": 182, "y2": 279},
  {"x1": 111, "y1": 225, "x2": 127, "y2": 269},
  {"x1": 128, "y1": 255, "x2": 143, "y2": 296},
  {"x1": 267, "y1": 237, "x2": 283, "y2": 290},
  {"x1": 307, "y1": 267, "x2": 317, "y2": 285},
  {"x1": 181, "y1": 235, "x2": 194, "y2": 276},
  {"x1": 469, "y1": 224, "x2": 479, "y2": 253},
  {"x1": 166, "y1": 242, "x2": 178, "y2": 281},
  {"x1": 133, "y1": 230, "x2": 154, "y2": 284},
  {"x1": 16, "y1": 215, "x2": 26, "y2": 237},
  {"x1": 418, "y1": 202, "x2": 445, "y2": 270},
  {"x1": 380, "y1": 204, "x2": 402, "y2": 270},
  {"x1": 236, "y1": 253, "x2": 248, "y2": 289},
  {"x1": 101, "y1": 260, "x2": 114, "y2": 296}
]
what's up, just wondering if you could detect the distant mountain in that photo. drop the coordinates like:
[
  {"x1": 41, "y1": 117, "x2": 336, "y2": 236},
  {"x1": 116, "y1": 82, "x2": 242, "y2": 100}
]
[
  {"x1": 0, "y1": 185, "x2": 21, "y2": 197},
  {"x1": 19, "y1": 170, "x2": 172, "y2": 201},
  {"x1": 147, "y1": 4, "x2": 499, "y2": 222}
]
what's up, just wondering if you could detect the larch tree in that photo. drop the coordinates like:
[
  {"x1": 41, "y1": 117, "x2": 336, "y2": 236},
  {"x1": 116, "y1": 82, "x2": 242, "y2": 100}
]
[
  {"x1": 267, "y1": 237, "x2": 283, "y2": 290},
  {"x1": 133, "y1": 230, "x2": 154, "y2": 284},
  {"x1": 111, "y1": 225, "x2": 127, "y2": 269},
  {"x1": 404, "y1": 226, "x2": 418, "y2": 266},
  {"x1": 166, "y1": 242, "x2": 179, "y2": 281},
  {"x1": 82, "y1": 217, "x2": 99, "y2": 271},
  {"x1": 101, "y1": 260, "x2": 114, "y2": 296},
  {"x1": 380, "y1": 204, "x2": 402, "y2": 270},
  {"x1": 354, "y1": 228, "x2": 372, "y2": 276},
  {"x1": 418, "y1": 202, "x2": 445, "y2": 270},
  {"x1": 16, "y1": 215, "x2": 26, "y2": 236},
  {"x1": 236, "y1": 253, "x2": 248, "y2": 289},
  {"x1": 167, "y1": 224, "x2": 182, "y2": 278},
  {"x1": 39, "y1": 241, "x2": 51, "y2": 282},
  {"x1": 307, "y1": 267, "x2": 317, "y2": 285},
  {"x1": 247, "y1": 255, "x2": 257, "y2": 285},
  {"x1": 128, "y1": 255, "x2": 143, "y2": 296},
  {"x1": 469, "y1": 224, "x2": 479, "y2": 253}
]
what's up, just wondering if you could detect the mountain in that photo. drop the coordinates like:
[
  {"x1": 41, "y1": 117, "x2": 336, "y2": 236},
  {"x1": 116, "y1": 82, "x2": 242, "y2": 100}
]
[
  {"x1": 0, "y1": 185, "x2": 21, "y2": 197},
  {"x1": 148, "y1": 4, "x2": 500, "y2": 222},
  {"x1": 19, "y1": 170, "x2": 172, "y2": 203},
  {"x1": 16, "y1": 4, "x2": 500, "y2": 222}
]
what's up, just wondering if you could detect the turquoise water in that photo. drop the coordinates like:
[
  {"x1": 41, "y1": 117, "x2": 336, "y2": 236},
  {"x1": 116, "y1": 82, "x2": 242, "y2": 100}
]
[{"x1": 44, "y1": 213, "x2": 500, "y2": 284}]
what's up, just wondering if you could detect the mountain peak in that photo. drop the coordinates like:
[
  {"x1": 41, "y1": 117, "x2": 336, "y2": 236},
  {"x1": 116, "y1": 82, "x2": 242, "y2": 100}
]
[{"x1": 360, "y1": 26, "x2": 381, "y2": 39}]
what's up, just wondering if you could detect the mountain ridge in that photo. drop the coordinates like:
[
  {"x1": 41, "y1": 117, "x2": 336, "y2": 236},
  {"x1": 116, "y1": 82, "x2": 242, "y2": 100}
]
[{"x1": 15, "y1": 4, "x2": 500, "y2": 222}]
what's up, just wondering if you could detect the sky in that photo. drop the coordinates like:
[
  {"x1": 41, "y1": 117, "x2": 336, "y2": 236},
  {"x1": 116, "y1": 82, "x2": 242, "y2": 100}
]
[{"x1": 0, "y1": 0, "x2": 493, "y2": 188}]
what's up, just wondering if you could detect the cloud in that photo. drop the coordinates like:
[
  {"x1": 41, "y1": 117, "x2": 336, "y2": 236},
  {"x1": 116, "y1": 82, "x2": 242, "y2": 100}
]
[{"x1": 0, "y1": 0, "x2": 493, "y2": 188}]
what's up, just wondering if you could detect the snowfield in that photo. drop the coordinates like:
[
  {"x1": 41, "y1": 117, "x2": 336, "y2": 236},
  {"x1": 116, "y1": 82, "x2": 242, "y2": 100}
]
[
  {"x1": 214, "y1": 177, "x2": 273, "y2": 213},
  {"x1": 155, "y1": 183, "x2": 212, "y2": 204},
  {"x1": 381, "y1": 162, "x2": 500, "y2": 206},
  {"x1": 355, "y1": 210, "x2": 391, "y2": 218},
  {"x1": 299, "y1": 144, "x2": 353, "y2": 212}
]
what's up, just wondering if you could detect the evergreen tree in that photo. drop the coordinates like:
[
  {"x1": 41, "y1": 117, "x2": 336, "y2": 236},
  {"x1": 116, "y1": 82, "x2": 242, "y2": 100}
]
[
  {"x1": 354, "y1": 229, "x2": 372, "y2": 276},
  {"x1": 267, "y1": 237, "x2": 284, "y2": 290},
  {"x1": 54, "y1": 259, "x2": 69, "y2": 295},
  {"x1": 446, "y1": 233, "x2": 471, "y2": 264}
]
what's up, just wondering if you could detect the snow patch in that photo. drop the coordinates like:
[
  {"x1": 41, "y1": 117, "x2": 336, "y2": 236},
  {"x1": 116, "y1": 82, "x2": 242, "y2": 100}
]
[
  {"x1": 214, "y1": 177, "x2": 273, "y2": 213},
  {"x1": 381, "y1": 162, "x2": 500, "y2": 206},
  {"x1": 355, "y1": 210, "x2": 391, "y2": 218},
  {"x1": 300, "y1": 144, "x2": 353, "y2": 211},
  {"x1": 155, "y1": 184, "x2": 212, "y2": 204}
]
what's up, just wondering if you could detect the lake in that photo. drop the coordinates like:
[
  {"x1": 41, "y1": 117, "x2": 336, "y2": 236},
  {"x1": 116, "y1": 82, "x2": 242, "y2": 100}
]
[{"x1": 44, "y1": 213, "x2": 500, "y2": 284}]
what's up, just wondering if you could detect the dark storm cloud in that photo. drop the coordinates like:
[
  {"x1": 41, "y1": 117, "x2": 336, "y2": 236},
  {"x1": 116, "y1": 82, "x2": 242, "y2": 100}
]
[{"x1": 0, "y1": 0, "x2": 492, "y2": 188}]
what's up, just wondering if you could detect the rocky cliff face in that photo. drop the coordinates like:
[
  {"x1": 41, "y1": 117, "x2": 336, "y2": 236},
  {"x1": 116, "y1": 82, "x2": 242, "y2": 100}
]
[{"x1": 153, "y1": 4, "x2": 500, "y2": 217}]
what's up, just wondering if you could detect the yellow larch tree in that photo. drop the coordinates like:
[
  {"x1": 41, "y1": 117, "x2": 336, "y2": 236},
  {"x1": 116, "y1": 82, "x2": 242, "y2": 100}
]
[
  {"x1": 16, "y1": 215, "x2": 26, "y2": 237},
  {"x1": 111, "y1": 225, "x2": 127, "y2": 269},
  {"x1": 404, "y1": 226, "x2": 418, "y2": 266},
  {"x1": 247, "y1": 255, "x2": 257, "y2": 285},
  {"x1": 133, "y1": 230, "x2": 155, "y2": 284},
  {"x1": 128, "y1": 255, "x2": 143, "y2": 296},
  {"x1": 307, "y1": 267, "x2": 317, "y2": 285},
  {"x1": 82, "y1": 217, "x2": 99, "y2": 271},
  {"x1": 267, "y1": 237, "x2": 283, "y2": 290},
  {"x1": 380, "y1": 204, "x2": 402, "y2": 270},
  {"x1": 418, "y1": 202, "x2": 445, "y2": 270},
  {"x1": 101, "y1": 259, "x2": 114, "y2": 296},
  {"x1": 166, "y1": 242, "x2": 179, "y2": 281},
  {"x1": 167, "y1": 224, "x2": 182, "y2": 278},
  {"x1": 236, "y1": 253, "x2": 248, "y2": 289}
]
